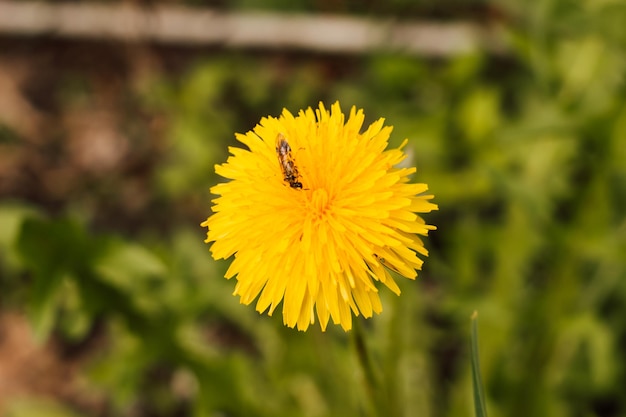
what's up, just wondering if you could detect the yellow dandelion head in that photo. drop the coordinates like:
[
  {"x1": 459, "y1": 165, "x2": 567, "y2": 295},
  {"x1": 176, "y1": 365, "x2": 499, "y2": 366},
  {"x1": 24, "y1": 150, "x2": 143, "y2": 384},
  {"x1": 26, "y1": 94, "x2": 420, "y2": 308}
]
[{"x1": 202, "y1": 102, "x2": 437, "y2": 331}]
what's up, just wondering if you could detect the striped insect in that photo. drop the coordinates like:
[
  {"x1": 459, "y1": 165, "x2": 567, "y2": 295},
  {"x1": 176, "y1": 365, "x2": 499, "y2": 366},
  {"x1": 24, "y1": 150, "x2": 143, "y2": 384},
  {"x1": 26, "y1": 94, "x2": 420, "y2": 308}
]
[
  {"x1": 373, "y1": 253, "x2": 404, "y2": 276},
  {"x1": 275, "y1": 133, "x2": 303, "y2": 189}
]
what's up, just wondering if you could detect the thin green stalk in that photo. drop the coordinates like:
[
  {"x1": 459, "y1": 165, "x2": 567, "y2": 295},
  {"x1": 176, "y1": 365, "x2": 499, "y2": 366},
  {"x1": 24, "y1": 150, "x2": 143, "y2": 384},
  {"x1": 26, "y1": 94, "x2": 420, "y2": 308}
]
[
  {"x1": 471, "y1": 311, "x2": 489, "y2": 417},
  {"x1": 352, "y1": 318, "x2": 383, "y2": 416}
]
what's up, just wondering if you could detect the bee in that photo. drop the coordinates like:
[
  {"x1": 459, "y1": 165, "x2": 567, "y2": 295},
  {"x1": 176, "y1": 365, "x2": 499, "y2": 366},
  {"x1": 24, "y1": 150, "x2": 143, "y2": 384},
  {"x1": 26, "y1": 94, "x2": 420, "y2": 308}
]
[{"x1": 275, "y1": 133, "x2": 303, "y2": 189}]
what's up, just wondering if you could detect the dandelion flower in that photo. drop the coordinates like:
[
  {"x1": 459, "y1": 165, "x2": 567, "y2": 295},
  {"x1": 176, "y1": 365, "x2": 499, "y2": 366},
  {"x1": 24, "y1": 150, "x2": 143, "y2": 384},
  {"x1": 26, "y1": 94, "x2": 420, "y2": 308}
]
[{"x1": 202, "y1": 102, "x2": 437, "y2": 331}]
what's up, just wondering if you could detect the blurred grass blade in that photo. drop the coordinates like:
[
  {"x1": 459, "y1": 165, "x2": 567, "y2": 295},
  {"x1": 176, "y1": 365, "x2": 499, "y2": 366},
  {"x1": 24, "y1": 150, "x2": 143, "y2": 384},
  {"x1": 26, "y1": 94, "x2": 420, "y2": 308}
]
[{"x1": 471, "y1": 311, "x2": 488, "y2": 417}]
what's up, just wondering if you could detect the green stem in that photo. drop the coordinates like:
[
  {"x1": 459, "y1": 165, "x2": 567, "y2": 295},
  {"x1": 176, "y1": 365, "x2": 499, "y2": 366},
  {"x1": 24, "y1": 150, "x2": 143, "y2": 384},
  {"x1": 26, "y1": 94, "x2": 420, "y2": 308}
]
[
  {"x1": 352, "y1": 318, "x2": 382, "y2": 416},
  {"x1": 471, "y1": 311, "x2": 489, "y2": 417}
]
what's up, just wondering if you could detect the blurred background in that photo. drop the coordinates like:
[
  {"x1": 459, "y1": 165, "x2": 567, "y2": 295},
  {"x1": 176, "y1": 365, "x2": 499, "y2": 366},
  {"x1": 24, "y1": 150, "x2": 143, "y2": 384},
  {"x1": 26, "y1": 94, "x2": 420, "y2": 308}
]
[{"x1": 1, "y1": 0, "x2": 626, "y2": 416}]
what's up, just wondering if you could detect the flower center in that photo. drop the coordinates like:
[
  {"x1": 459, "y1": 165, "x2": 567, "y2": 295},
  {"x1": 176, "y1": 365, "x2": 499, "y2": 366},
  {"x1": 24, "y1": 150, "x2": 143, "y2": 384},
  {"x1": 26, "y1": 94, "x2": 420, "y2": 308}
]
[{"x1": 309, "y1": 188, "x2": 331, "y2": 222}]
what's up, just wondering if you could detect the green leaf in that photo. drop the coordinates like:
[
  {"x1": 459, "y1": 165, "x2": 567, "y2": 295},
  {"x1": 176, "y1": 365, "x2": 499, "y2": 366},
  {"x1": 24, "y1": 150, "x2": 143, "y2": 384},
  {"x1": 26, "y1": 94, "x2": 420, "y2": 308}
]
[
  {"x1": 16, "y1": 217, "x2": 87, "y2": 340},
  {"x1": 6, "y1": 398, "x2": 87, "y2": 417},
  {"x1": 95, "y1": 241, "x2": 167, "y2": 290},
  {"x1": 93, "y1": 240, "x2": 168, "y2": 315},
  {"x1": 0, "y1": 203, "x2": 38, "y2": 271}
]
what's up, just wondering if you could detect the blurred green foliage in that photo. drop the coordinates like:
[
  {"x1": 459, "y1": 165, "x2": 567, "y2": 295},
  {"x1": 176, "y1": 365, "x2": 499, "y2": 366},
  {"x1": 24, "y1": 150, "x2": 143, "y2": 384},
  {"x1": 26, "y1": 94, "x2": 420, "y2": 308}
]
[{"x1": 1, "y1": 0, "x2": 626, "y2": 416}]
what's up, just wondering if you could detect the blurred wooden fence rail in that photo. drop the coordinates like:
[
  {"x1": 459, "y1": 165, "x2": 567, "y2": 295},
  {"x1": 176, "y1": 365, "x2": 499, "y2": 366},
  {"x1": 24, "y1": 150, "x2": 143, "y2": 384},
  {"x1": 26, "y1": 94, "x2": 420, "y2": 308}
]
[{"x1": 0, "y1": 0, "x2": 505, "y2": 56}]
